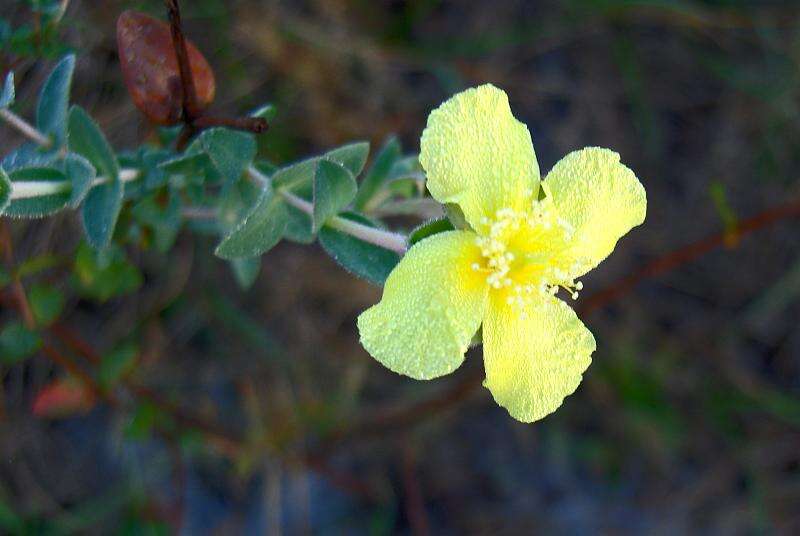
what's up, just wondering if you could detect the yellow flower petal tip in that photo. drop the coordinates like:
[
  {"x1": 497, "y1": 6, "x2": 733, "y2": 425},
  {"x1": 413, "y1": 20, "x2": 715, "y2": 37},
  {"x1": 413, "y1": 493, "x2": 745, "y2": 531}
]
[{"x1": 358, "y1": 85, "x2": 646, "y2": 422}]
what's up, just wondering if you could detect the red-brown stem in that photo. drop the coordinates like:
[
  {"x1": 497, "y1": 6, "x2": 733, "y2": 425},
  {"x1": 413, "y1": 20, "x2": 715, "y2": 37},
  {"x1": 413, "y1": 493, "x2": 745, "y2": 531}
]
[
  {"x1": 578, "y1": 198, "x2": 800, "y2": 315},
  {"x1": 192, "y1": 115, "x2": 268, "y2": 133},
  {"x1": 165, "y1": 0, "x2": 200, "y2": 121},
  {"x1": 0, "y1": 222, "x2": 35, "y2": 328}
]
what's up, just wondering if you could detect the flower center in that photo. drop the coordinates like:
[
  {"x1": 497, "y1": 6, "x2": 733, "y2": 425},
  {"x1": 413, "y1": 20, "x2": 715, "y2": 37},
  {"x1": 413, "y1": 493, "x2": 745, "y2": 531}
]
[{"x1": 471, "y1": 201, "x2": 584, "y2": 309}]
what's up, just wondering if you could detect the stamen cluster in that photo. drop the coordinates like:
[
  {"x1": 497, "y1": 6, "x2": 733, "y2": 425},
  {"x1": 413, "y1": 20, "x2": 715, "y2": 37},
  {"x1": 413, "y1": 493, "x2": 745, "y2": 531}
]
[{"x1": 471, "y1": 200, "x2": 585, "y2": 311}]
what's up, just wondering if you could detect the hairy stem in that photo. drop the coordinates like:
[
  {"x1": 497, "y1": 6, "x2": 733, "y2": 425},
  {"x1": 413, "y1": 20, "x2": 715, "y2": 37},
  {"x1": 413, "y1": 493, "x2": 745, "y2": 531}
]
[
  {"x1": 9, "y1": 168, "x2": 141, "y2": 200},
  {"x1": 247, "y1": 165, "x2": 408, "y2": 254},
  {"x1": 0, "y1": 108, "x2": 52, "y2": 147}
]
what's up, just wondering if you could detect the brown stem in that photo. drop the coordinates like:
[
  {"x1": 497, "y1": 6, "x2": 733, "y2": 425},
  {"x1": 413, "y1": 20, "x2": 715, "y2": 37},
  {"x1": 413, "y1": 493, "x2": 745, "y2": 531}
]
[
  {"x1": 578, "y1": 198, "x2": 800, "y2": 315},
  {"x1": 192, "y1": 115, "x2": 268, "y2": 133},
  {"x1": 0, "y1": 222, "x2": 35, "y2": 328},
  {"x1": 165, "y1": 0, "x2": 199, "y2": 121}
]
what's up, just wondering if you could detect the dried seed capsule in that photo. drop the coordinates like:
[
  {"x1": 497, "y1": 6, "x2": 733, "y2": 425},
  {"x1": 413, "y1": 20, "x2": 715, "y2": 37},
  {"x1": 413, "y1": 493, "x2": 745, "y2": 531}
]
[{"x1": 117, "y1": 10, "x2": 215, "y2": 125}]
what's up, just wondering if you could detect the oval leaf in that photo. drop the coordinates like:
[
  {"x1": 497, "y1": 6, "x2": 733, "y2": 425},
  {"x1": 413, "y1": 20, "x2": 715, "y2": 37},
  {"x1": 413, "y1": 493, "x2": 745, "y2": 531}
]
[
  {"x1": 353, "y1": 136, "x2": 401, "y2": 210},
  {"x1": 313, "y1": 159, "x2": 356, "y2": 232},
  {"x1": 318, "y1": 213, "x2": 400, "y2": 286},
  {"x1": 68, "y1": 106, "x2": 122, "y2": 249},
  {"x1": 36, "y1": 54, "x2": 75, "y2": 148}
]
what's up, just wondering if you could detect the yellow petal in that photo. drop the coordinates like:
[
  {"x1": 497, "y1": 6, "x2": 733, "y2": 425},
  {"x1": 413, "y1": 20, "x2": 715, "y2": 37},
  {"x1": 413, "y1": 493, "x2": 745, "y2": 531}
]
[
  {"x1": 419, "y1": 84, "x2": 539, "y2": 230},
  {"x1": 544, "y1": 147, "x2": 646, "y2": 276},
  {"x1": 358, "y1": 231, "x2": 488, "y2": 380},
  {"x1": 483, "y1": 294, "x2": 595, "y2": 422}
]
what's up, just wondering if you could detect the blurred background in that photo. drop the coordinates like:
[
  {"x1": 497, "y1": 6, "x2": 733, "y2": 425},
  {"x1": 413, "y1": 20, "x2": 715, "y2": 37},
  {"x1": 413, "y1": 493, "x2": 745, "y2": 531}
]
[{"x1": 2, "y1": 0, "x2": 800, "y2": 533}]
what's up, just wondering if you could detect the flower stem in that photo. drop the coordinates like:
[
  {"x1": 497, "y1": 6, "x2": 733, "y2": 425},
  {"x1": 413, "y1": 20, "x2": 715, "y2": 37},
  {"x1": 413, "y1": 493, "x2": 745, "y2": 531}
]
[{"x1": 246, "y1": 165, "x2": 408, "y2": 254}]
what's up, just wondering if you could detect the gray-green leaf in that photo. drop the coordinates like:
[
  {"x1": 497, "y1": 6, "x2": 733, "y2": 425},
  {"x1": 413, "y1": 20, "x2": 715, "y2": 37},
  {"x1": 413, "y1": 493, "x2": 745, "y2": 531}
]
[
  {"x1": 353, "y1": 136, "x2": 401, "y2": 210},
  {"x1": 36, "y1": 54, "x2": 75, "y2": 148},
  {"x1": 197, "y1": 128, "x2": 256, "y2": 185},
  {"x1": 230, "y1": 256, "x2": 261, "y2": 290},
  {"x1": 313, "y1": 159, "x2": 356, "y2": 232},
  {"x1": 0, "y1": 72, "x2": 13, "y2": 108},
  {"x1": 0, "y1": 167, "x2": 10, "y2": 212},
  {"x1": 2, "y1": 167, "x2": 71, "y2": 218},
  {"x1": 64, "y1": 153, "x2": 95, "y2": 207},
  {"x1": 409, "y1": 217, "x2": 455, "y2": 246},
  {"x1": 68, "y1": 106, "x2": 121, "y2": 249},
  {"x1": 318, "y1": 213, "x2": 400, "y2": 286},
  {"x1": 215, "y1": 184, "x2": 288, "y2": 259}
]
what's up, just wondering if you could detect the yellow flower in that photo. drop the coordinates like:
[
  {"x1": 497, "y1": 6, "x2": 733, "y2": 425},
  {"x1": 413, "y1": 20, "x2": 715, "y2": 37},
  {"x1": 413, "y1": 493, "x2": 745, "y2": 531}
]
[{"x1": 357, "y1": 84, "x2": 646, "y2": 422}]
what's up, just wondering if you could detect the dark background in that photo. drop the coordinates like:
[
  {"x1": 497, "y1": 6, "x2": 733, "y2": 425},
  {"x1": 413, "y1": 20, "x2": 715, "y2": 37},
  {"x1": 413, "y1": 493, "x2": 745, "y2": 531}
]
[{"x1": 2, "y1": 0, "x2": 800, "y2": 533}]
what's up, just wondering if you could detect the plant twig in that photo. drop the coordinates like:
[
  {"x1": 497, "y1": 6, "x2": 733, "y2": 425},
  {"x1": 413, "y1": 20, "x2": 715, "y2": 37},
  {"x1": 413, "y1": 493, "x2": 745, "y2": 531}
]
[
  {"x1": 0, "y1": 108, "x2": 52, "y2": 147},
  {"x1": 578, "y1": 198, "x2": 800, "y2": 315},
  {"x1": 0, "y1": 222, "x2": 36, "y2": 328},
  {"x1": 164, "y1": 0, "x2": 199, "y2": 121}
]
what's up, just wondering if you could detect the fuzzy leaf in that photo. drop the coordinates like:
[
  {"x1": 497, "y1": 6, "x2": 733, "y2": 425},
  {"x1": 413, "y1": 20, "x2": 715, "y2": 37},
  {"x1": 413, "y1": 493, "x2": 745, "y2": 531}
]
[
  {"x1": 313, "y1": 159, "x2": 357, "y2": 232},
  {"x1": 318, "y1": 212, "x2": 400, "y2": 286},
  {"x1": 64, "y1": 152, "x2": 95, "y2": 207},
  {"x1": 353, "y1": 136, "x2": 401, "y2": 210},
  {"x1": 159, "y1": 150, "x2": 215, "y2": 184},
  {"x1": 0, "y1": 72, "x2": 13, "y2": 108},
  {"x1": 230, "y1": 257, "x2": 261, "y2": 289},
  {"x1": 409, "y1": 217, "x2": 455, "y2": 246},
  {"x1": 215, "y1": 185, "x2": 287, "y2": 259},
  {"x1": 329, "y1": 141, "x2": 370, "y2": 177},
  {"x1": 68, "y1": 106, "x2": 122, "y2": 249},
  {"x1": 0, "y1": 167, "x2": 10, "y2": 212},
  {"x1": 2, "y1": 166, "x2": 71, "y2": 218},
  {"x1": 198, "y1": 128, "x2": 256, "y2": 184},
  {"x1": 36, "y1": 54, "x2": 75, "y2": 147}
]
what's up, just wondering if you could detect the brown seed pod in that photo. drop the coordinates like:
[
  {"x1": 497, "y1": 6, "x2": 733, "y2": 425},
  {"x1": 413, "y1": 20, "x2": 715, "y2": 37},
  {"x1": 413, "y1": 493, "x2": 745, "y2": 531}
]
[{"x1": 117, "y1": 10, "x2": 215, "y2": 125}]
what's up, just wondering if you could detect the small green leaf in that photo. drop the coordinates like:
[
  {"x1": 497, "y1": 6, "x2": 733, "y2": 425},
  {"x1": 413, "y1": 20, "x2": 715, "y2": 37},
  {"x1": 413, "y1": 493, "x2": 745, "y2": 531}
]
[
  {"x1": 0, "y1": 72, "x2": 14, "y2": 108},
  {"x1": 36, "y1": 54, "x2": 75, "y2": 148},
  {"x1": 318, "y1": 212, "x2": 400, "y2": 286},
  {"x1": 444, "y1": 203, "x2": 470, "y2": 230},
  {"x1": 283, "y1": 205, "x2": 314, "y2": 244},
  {"x1": 0, "y1": 167, "x2": 10, "y2": 212},
  {"x1": 29, "y1": 284, "x2": 65, "y2": 326},
  {"x1": 198, "y1": 128, "x2": 256, "y2": 185},
  {"x1": 250, "y1": 103, "x2": 276, "y2": 122},
  {"x1": 313, "y1": 159, "x2": 357, "y2": 232},
  {"x1": 272, "y1": 142, "x2": 370, "y2": 196},
  {"x1": 63, "y1": 153, "x2": 95, "y2": 207},
  {"x1": 98, "y1": 343, "x2": 138, "y2": 388},
  {"x1": 409, "y1": 217, "x2": 455, "y2": 246},
  {"x1": 0, "y1": 322, "x2": 42, "y2": 364},
  {"x1": 2, "y1": 166, "x2": 71, "y2": 218},
  {"x1": 230, "y1": 257, "x2": 261, "y2": 290},
  {"x1": 328, "y1": 141, "x2": 370, "y2": 177},
  {"x1": 159, "y1": 150, "x2": 215, "y2": 185},
  {"x1": 73, "y1": 242, "x2": 142, "y2": 302},
  {"x1": 130, "y1": 192, "x2": 181, "y2": 253},
  {"x1": 68, "y1": 106, "x2": 121, "y2": 249},
  {"x1": 353, "y1": 136, "x2": 401, "y2": 210},
  {"x1": 215, "y1": 185, "x2": 287, "y2": 259}
]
